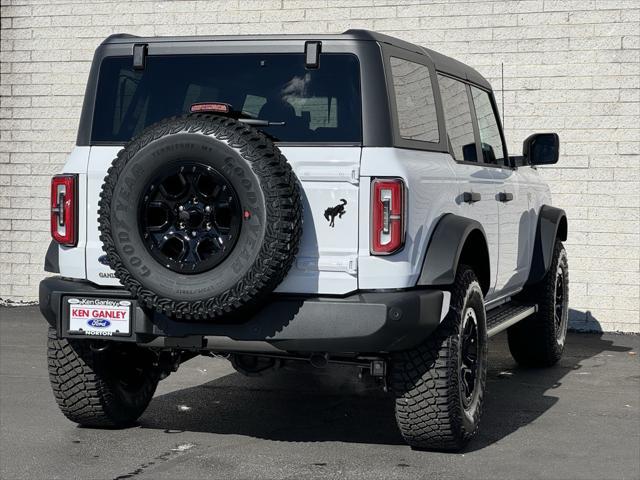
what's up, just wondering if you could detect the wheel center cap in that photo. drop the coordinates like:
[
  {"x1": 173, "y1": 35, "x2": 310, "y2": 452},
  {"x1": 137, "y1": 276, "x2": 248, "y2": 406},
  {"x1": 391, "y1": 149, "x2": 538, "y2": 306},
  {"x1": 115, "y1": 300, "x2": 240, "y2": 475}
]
[
  {"x1": 178, "y1": 208, "x2": 204, "y2": 229},
  {"x1": 178, "y1": 210, "x2": 190, "y2": 222}
]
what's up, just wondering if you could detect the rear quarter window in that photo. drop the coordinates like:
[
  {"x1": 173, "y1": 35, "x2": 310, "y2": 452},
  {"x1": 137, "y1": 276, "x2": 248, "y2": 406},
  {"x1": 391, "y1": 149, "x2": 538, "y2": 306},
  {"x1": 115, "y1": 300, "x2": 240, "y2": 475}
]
[{"x1": 389, "y1": 57, "x2": 439, "y2": 143}]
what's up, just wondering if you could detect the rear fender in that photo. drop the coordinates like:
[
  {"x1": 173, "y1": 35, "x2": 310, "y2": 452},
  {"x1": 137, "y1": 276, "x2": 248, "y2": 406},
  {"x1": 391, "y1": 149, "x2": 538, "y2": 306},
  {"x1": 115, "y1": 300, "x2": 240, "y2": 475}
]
[{"x1": 417, "y1": 214, "x2": 490, "y2": 293}]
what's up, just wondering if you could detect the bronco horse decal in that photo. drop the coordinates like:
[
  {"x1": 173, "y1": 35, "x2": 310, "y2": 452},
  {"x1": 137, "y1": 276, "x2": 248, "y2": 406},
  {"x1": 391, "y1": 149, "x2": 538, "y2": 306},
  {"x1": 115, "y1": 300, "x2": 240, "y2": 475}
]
[{"x1": 324, "y1": 199, "x2": 347, "y2": 228}]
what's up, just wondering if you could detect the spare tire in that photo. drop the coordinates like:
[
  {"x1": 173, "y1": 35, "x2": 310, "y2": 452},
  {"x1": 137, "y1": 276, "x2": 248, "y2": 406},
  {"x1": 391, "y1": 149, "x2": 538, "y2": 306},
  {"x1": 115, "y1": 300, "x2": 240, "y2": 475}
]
[{"x1": 98, "y1": 115, "x2": 302, "y2": 321}]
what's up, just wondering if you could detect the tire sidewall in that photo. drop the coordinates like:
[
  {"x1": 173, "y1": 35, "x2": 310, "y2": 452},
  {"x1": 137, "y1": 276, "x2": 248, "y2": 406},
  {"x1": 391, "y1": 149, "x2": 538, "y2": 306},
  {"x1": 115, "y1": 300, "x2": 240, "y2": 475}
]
[
  {"x1": 452, "y1": 274, "x2": 487, "y2": 434},
  {"x1": 552, "y1": 245, "x2": 569, "y2": 350},
  {"x1": 108, "y1": 132, "x2": 267, "y2": 302}
]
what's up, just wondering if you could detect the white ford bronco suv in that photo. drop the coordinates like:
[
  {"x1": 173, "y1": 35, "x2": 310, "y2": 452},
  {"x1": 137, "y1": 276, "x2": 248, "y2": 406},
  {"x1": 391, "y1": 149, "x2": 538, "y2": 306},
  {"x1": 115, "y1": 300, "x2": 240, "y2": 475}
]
[{"x1": 40, "y1": 30, "x2": 568, "y2": 451}]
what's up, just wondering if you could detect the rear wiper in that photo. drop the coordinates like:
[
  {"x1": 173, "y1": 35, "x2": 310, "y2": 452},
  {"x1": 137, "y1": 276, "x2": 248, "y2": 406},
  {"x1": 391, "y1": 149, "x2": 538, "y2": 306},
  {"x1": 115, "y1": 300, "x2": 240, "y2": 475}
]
[{"x1": 238, "y1": 119, "x2": 285, "y2": 127}]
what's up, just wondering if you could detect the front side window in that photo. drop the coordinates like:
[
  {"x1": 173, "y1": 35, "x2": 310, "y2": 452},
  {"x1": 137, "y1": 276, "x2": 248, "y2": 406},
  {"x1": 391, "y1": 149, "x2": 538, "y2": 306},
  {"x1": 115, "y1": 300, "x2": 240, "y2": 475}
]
[
  {"x1": 92, "y1": 53, "x2": 362, "y2": 143},
  {"x1": 438, "y1": 74, "x2": 477, "y2": 162},
  {"x1": 470, "y1": 86, "x2": 506, "y2": 165},
  {"x1": 389, "y1": 57, "x2": 439, "y2": 143}
]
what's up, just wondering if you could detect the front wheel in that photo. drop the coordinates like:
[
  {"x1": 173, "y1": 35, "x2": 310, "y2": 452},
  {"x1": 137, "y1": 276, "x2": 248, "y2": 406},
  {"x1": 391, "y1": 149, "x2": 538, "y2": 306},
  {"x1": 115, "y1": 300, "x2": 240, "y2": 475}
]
[
  {"x1": 508, "y1": 240, "x2": 569, "y2": 367},
  {"x1": 47, "y1": 328, "x2": 159, "y2": 427},
  {"x1": 390, "y1": 265, "x2": 488, "y2": 451}
]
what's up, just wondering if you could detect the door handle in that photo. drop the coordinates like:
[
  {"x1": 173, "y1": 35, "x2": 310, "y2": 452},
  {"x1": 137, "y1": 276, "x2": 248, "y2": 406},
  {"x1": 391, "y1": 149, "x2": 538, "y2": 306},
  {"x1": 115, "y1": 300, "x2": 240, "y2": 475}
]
[
  {"x1": 498, "y1": 192, "x2": 514, "y2": 202},
  {"x1": 463, "y1": 192, "x2": 481, "y2": 203}
]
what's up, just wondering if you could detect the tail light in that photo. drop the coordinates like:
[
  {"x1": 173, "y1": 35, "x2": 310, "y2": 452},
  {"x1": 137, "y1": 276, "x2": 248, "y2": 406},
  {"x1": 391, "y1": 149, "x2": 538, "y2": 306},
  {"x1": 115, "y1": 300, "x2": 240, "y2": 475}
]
[
  {"x1": 50, "y1": 174, "x2": 77, "y2": 247},
  {"x1": 371, "y1": 178, "x2": 405, "y2": 255}
]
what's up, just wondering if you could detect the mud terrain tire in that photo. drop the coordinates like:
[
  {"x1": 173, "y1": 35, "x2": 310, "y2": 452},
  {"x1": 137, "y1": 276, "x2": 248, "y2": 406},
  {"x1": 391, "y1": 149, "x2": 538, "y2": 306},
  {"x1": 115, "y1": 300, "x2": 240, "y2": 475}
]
[
  {"x1": 47, "y1": 328, "x2": 159, "y2": 427},
  {"x1": 98, "y1": 115, "x2": 302, "y2": 320},
  {"x1": 508, "y1": 241, "x2": 569, "y2": 367},
  {"x1": 390, "y1": 266, "x2": 488, "y2": 451}
]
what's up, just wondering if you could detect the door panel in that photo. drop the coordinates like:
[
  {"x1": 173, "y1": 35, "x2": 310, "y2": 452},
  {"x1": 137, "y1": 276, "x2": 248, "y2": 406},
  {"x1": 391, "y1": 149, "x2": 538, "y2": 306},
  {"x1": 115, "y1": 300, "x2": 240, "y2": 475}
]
[
  {"x1": 453, "y1": 164, "x2": 501, "y2": 300},
  {"x1": 437, "y1": 75, "x2": 501, "y2": 299},
  {"x1": 468, "y1": 85, "x2": 528, "y2": 295},
  {"x1": 275, "y1": 146, "x2": 360, "y2": 294},
  {"x1": 494, "y1": 168, "x2": 533, "y2": 293}
]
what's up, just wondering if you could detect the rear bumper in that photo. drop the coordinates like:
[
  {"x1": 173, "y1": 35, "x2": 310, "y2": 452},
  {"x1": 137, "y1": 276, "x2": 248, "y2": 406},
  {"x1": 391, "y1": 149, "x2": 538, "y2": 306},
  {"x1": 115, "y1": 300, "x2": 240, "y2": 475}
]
[{"x1": 39, "y1": 276, "x2": 448, "y2": 354}]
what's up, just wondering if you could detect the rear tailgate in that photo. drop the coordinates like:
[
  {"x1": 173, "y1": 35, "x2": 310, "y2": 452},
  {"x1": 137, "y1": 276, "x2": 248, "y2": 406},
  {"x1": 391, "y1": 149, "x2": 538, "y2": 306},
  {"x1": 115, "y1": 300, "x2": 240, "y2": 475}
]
[{"x1": 85, "y1": 145, "x2": 361, "y2": 295}]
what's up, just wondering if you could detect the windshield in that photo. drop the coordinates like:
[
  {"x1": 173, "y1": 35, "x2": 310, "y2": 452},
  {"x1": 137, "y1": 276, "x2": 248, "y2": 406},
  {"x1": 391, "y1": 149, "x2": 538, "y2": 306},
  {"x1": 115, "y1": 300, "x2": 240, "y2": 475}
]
[{"x1": 91, "y1": 53, "x2": 362, "y2": 144}]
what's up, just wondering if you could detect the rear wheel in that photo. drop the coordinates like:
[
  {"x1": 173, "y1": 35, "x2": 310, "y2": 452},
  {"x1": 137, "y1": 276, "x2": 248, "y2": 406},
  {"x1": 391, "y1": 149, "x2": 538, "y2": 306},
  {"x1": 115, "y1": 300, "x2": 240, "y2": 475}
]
[
  {"x1": 390, "y1": 266, "x2": 488, "y2": 451},
  {"x1": 508, "y1": 240, "x2": 569, "y2": 367},
  {"x1": 47, "y1": 328, "x2": 159, "y2": 427}
]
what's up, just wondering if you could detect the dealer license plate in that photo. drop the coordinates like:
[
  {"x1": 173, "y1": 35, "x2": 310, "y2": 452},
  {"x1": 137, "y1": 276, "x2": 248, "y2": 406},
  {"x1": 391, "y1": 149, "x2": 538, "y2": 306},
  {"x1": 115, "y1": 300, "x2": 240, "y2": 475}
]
[{"x1": 67, "y1": 297, "x2": 132, "y2": 336}]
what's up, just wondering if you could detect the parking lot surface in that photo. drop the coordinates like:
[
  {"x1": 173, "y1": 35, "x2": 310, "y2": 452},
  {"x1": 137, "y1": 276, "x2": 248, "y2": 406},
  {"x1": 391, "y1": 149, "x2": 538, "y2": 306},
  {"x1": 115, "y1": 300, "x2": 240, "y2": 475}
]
[{"x1": 1, "y1": 306, "x2": 638, "y2": 480}]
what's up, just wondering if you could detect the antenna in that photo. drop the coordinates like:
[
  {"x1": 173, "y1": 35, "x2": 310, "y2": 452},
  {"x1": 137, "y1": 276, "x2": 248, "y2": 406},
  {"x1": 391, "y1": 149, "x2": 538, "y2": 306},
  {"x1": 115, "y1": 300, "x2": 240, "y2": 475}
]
[{"x1": 501, "y1": 62, "x2": 505, "y2": 129}]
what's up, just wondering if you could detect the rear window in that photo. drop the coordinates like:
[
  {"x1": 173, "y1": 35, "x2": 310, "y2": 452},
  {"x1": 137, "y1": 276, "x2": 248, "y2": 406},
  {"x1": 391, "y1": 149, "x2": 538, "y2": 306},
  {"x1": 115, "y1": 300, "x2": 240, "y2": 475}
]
[{"x1": 91, "y1": 53, "x2": 362, "y2": 144}]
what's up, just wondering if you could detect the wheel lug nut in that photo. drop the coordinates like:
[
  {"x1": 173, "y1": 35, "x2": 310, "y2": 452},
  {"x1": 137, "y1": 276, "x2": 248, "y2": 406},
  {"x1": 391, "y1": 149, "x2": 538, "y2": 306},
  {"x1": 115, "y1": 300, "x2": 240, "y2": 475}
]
[
  {"x1": 191, "y1": 231, "x2": 197, "y2": 237},
  {"x1": 178, "y1": 205, "x2": 184, "y2": 211},
  {"x1": 205, "y1": 206, "x2": 211, "y2": 212}
]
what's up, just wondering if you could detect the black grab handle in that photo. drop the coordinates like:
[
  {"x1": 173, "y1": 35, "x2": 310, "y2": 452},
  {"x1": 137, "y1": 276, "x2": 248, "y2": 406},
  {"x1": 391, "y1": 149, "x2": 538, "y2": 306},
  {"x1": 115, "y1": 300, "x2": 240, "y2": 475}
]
[
  {"x1": 498, "y1": 192, "x2": 514, "y2": 202},
  {"x1": 463, "y1": 192, "x2": 482, "y2": 203}
]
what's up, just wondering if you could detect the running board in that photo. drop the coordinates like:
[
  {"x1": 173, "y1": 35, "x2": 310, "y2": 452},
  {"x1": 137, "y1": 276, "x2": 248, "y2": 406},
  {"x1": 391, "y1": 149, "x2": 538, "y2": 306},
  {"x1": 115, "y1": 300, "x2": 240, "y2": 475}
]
[{"x1": 486, "y1": 303, "x2": 537, "y2": 337}]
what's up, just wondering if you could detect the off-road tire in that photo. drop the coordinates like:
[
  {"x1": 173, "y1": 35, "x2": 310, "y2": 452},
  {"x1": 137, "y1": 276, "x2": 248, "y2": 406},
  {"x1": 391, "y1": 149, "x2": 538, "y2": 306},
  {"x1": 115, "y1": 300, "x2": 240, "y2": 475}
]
[
  {"x1": 47, "y1": 328, "x2": 159, "y2": 427},
  {"x1": 98, "y1": 114, "x2": 302, "y2": 321},
  {"x1": 390, "y1": 266, "x2": 488, "y2": 451},
  {"x1": 508, "y1": 241, "x2": 569, "y2": 367}
]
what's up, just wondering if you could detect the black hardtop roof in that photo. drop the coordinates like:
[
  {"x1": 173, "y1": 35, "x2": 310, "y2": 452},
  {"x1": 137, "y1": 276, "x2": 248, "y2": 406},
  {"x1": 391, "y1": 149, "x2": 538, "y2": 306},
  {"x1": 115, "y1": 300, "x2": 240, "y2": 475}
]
[{"x1": 101, "y1": 29, "x2": 491, "y2": 90}]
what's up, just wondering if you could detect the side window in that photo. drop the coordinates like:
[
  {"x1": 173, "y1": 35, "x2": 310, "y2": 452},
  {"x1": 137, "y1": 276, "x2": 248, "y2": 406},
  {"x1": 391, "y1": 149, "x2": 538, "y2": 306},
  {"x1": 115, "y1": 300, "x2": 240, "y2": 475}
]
[
  {"x1": 390, "y1": 57, "x2": 439, "y2": 143},
  {"x1": 438, "y1": 74, "x2": 477, "y2": 162},
  {"x1": 470, "y1": 86, "x2": 505, "y2": 165}
]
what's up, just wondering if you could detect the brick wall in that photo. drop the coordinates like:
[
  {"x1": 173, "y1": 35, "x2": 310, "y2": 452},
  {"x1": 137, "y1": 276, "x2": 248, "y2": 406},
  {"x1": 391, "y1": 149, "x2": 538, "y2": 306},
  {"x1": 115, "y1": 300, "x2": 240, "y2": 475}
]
[{"x1": 1, "y1": 0, "x2": 638, "y2": 332}]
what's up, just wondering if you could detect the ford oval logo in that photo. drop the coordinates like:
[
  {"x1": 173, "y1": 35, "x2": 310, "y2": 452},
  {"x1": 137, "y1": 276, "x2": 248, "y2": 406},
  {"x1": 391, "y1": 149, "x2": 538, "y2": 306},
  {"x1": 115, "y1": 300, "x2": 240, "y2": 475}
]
[
  {"x1": 87, "y1": 319, "x2": 111, "y2": 328},
  {"x1": 98, "y1": 255, "x2": 110, "y2": 266}
]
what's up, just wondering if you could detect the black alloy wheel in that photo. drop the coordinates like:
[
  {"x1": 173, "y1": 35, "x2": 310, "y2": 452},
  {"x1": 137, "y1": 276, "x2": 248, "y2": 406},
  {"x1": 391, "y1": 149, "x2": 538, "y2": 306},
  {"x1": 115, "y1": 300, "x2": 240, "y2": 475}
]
[
  {"x1": 460, "y1": 306, "x2": 479, "y2": 409},
  {"x1": 139, "y1": 163, "x2": 242, "y2": 274},
  {"x1": 554, "y1": 264, "x2": 568, "y2": 345}
]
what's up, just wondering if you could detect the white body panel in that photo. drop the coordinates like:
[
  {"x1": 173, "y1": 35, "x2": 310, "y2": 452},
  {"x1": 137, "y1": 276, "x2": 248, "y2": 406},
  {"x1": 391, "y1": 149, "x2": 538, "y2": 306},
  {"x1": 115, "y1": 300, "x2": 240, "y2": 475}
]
[
  {"x1": 82, "y1": 146, "x2": 361, "y2": 295},
  {"x1": 56, "y1": 144, "x2": 551, "y2": 300},
  {"x1": 494, "y1": 167, "x2": 535, "y2": 294},
  {"x1": 451, "y1": 162, "x2": 501, "y2": 300},
  {"x1": 274, "y1": 147, "x2": 360, "y2": 294},
  {"x1": 358, "y1": 148, "x2": 458, "y2": 289},
  {"x1": 56, "y1": 146, "x2": 90, "y2": 279},
  {"x1": 85, "y1": 146, "x2": 120, "y2": 285}
]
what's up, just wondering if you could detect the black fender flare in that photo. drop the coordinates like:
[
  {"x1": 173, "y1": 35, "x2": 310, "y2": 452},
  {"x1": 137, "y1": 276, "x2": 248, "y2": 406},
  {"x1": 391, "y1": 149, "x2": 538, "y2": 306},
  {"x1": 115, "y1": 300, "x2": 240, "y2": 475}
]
[
  {"x1": 416, "y1": 214, "x2": 490, "y2": 292},
  {"x1": 44, "y1": 240, "x2": 59, "y2": 273},
  {"x1": 526, "y1": 205, "x2": 568, "y2": 285}
]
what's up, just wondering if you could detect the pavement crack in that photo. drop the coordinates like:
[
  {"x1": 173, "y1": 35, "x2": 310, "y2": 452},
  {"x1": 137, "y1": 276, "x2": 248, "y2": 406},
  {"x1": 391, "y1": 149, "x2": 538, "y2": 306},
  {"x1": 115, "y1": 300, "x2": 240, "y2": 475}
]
[{"x1": 112, "y1": 443, "x2": 196, "y2": 479}]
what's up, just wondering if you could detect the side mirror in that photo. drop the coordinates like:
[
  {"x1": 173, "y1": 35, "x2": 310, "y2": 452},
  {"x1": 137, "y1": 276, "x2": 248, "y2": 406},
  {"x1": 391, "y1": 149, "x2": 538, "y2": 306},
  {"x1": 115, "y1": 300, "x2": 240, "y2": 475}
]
[
  {"x1": 523, "y1": 133, "x2": 559, "y2": 165},
  {"x1": 480, "y1": 142, "x2": 497, "y2": 165}
]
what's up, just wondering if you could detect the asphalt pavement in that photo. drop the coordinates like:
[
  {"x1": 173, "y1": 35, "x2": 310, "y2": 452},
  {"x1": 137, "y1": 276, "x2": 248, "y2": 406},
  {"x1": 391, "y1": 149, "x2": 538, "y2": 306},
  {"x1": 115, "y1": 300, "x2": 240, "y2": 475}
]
[{"x1": 1, "y1": 306, "x2": 638, "y2": 480}]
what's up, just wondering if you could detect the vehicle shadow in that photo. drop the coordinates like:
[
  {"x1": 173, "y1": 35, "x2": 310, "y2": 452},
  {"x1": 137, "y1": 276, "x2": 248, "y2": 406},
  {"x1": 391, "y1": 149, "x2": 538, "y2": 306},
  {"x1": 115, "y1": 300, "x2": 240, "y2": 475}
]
[{"x1": 138, "y1": 311, "x2": 632, "y2": 451}]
